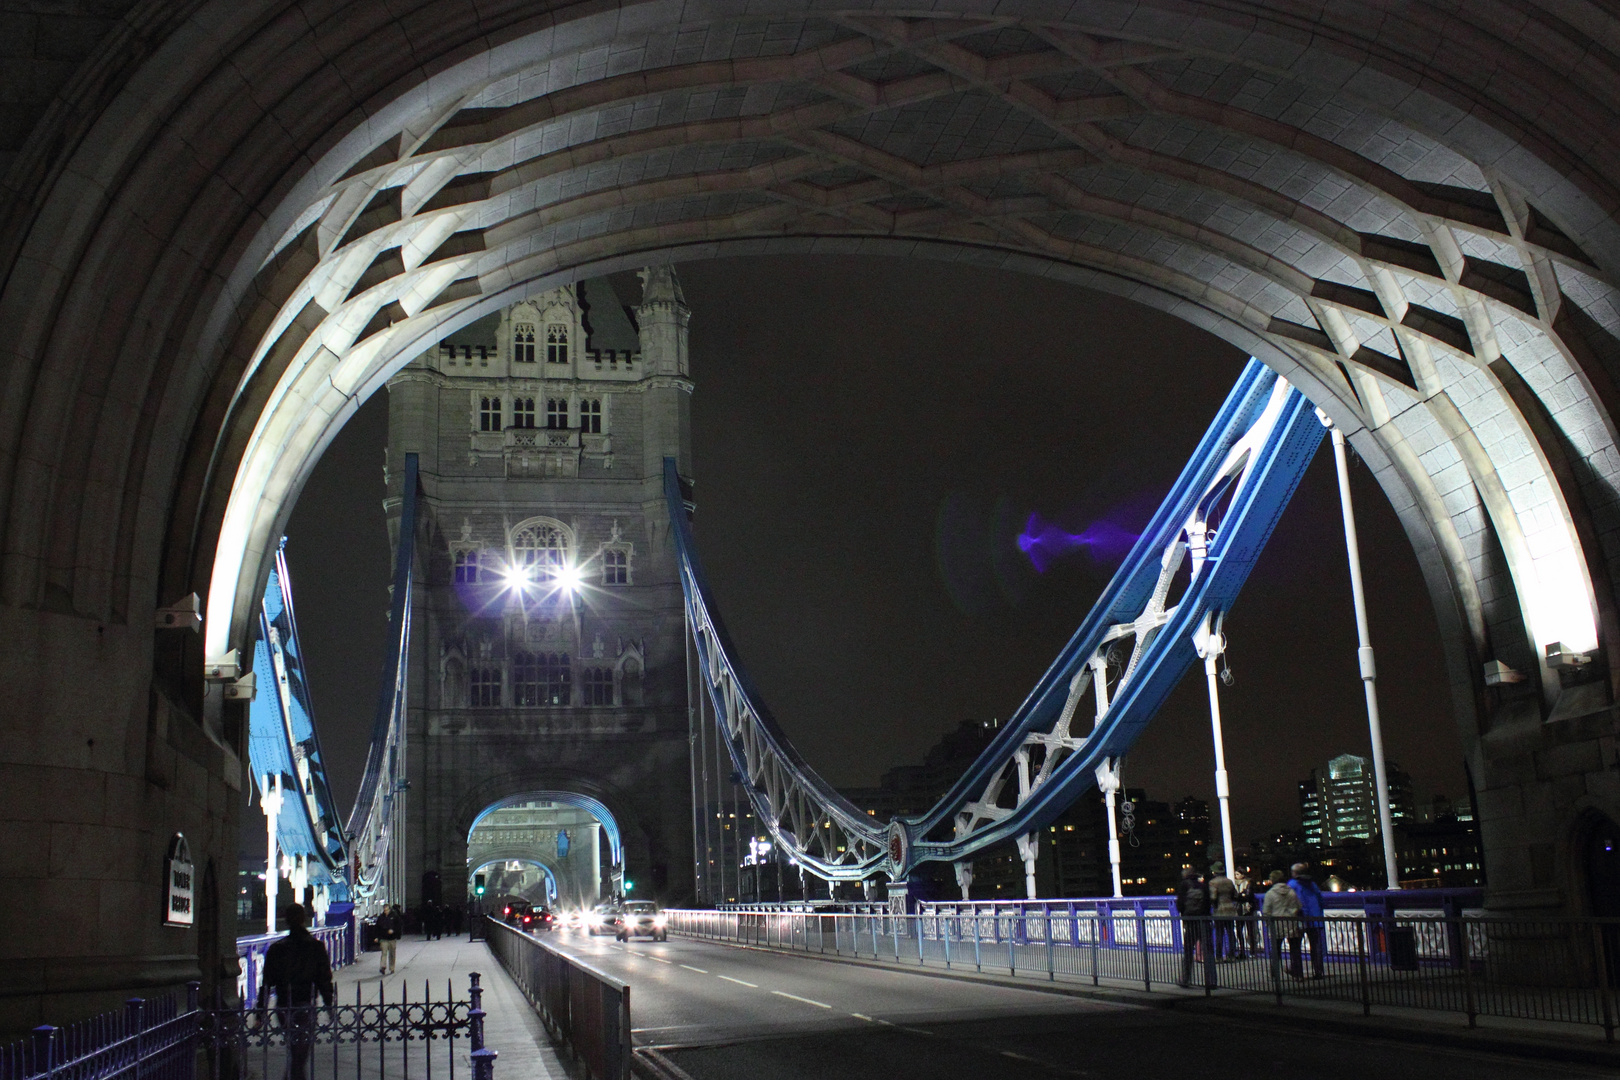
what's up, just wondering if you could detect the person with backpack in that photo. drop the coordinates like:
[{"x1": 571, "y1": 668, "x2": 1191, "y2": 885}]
[
  {"x1": 1261, "y1": 869, "x2": 1302, "y2": 981},
  {"x1": 1175, "y1": 866, "x2": 1212, "y2": 987},
  {"x1": 1288, "y1": 862, "x2": 1327, "y2": 979}
]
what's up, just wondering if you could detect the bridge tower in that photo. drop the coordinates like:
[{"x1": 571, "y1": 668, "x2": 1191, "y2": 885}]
[{"x1": 383, "y1": 268, "x2": 694, "y2": 911}]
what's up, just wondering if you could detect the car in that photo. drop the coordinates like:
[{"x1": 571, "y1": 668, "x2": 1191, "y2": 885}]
[
  {"x1": 563, "y1": 909, "x2": 585, "y2": 931},
  {"x1": 616, "y1": 901, "x2": 668, "y2": 942},
  {"x1": 501, "y1": 899, "x2": 533, "y2": 926},
  {"x1": 585, "y1": 902, "x2": 624, "y2": 936},
  {"x1": 519, "y1": 906, "x2": 555, "y2": 932}
]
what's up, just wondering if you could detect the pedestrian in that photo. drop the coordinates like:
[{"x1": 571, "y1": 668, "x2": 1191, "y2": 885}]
[
  {"x1": 1175, "y1": 866, "x2": 1212, "y2": 988},
  {"x1": 1288, "y1": 862, "x2": 1327, "y2": 979},
  {"x1": 257, "y1": 904, "x2": 335, "y2": 1080},
  {"x1": 423, "y1": 900, "x2": 441, "y2": 942},
  {"x1": 1261, "y1": 869, "x2": 1302, "y2": 981},
  {"x1": 376, "y1": 903, "x2": 403, "y2": 975},
  {"x1": 1208, "y1": 862, "x2": 1240, "y2": 961},
  {"x1": 1232, "y1": 868, "x2": 1260, "y2": 956}
]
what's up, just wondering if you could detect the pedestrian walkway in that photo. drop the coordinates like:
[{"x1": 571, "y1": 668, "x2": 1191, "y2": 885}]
[{"x1": 336, "y1": 936, "x2": 569, "y2": 1080}]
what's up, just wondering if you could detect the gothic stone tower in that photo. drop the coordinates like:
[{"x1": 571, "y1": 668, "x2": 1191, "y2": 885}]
[{"x1": 384, "y1": 268, "x2": 694, "y2": 909}]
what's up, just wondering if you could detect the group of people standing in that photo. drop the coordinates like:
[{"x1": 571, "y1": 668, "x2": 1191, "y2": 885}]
[{"x1": 1175, "y1": 861, "x2": 1327, "y2": 986}]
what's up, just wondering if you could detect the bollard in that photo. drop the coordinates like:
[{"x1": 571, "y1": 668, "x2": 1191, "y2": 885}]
[
  {"x1": 471, "y1": 1047, "x2": 498, "y2": 1080},
  {"x1": 468, "y1": 972, "x2": 485, "y2": 1052},
  {"x1": 31, "y1": 1025, "x2": 56, "y2": 1080}
]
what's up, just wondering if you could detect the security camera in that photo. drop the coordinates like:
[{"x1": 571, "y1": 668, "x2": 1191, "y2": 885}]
[{"x1": 156, "y1": 593, "x2": 201, "y2": 633}]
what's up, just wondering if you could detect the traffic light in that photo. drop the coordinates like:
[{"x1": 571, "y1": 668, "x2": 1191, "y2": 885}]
[
  {"x1": 474, "y1": 873, "x2": 486, "y2": 896},
  {"x1": 623, "y1": 879, "x2": 633, "y2": 893}
]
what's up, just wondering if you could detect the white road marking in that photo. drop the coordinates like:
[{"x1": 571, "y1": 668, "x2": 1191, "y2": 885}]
[
  {"x1": 850, "y1": 1013, "x2": 874, "y2": 1022},
  {"x1": 679, "y1": 965, "x2": 708, "y2": 973},
  {"x1": 717, "y1": 975, "x2": 758, "y2": 987},
  {"x1": 645, "y1": 956, "x2": 672, "y2": 964},
  {"x1": 771, "y1": 991, "x2": 831, "y2": 1009}
]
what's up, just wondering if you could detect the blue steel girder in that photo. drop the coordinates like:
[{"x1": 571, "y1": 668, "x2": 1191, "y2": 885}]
[
  {"x1": 250, "y1": 545, "x2": 349, "y2": 881},
  {"x1": 667, "y1": 360, "x2": 1324, "y2": 882}
]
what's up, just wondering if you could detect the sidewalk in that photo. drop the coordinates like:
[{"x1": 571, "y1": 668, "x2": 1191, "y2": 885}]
[{"x1": 337, "y1": 936, "x2": 569, "y2": 1080}]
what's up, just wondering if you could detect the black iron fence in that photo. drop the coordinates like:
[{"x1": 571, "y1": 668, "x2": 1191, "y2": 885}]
[
  {"x1": 482, "y1": 918, "x2": 630, "y2": 1080},
  {"x1": 2, "y1": 976, "x2": 493, "y2": 1080},
  {"x1": 667, "y1": 909, "x2": 1620, "y2": 1040}
]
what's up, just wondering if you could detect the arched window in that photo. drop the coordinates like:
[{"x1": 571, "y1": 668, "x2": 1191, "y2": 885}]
[
  {"x1": 470, "y1": 667, "x2": 501, "y2": 707},
  {"x1": 510, "y1": 519, "x2": 571, "y2": 579},
  {"x1": 602, "y1": 550, "x2": 628, "y2": 585},
  {"x1": 546, "y1": 323, "x2": 569, "y2": 364},
  {"x1": 580, "y1": 398, "x2": 602, "y2": 434},
  {"x1": 479, "y1": 396, "x2": 501, "y2": 431},
  {"x1": 512, "y1": 397, "x2": 536, "y2": 428},
  {"x1": 453, "y1": 550, "x2": 480, "y2": 583},
  {"x1": 513, "y1": 323, "x2": 536, "y2": 363},
  {"x1": 514, "y1": 652, "x2": 571, "y2": 706},
  {"x1": 546, "y1": 398, "x2": 569, "y2": 429},
  {"x1": 583, "y1": 668, "x2": 614, "y2": 706}
]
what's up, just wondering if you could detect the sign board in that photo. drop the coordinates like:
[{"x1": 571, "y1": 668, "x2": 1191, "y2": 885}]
[{"x1": 165, "y1": 834, "x2": 194, "y2": 927}]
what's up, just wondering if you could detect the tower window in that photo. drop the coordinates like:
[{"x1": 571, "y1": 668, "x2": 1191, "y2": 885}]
[
  {"x1": 511, "y1": 521, "x2": 570, "y2": 580},
  {"x1": 454, "y1": 550, "x2": 480, "y2": 583},
  {"x1": 602, "y1": 550, "x2": 628, "y2": 585},
  {"x1": 479, "y1": 396, "x2": 501, "y2": 431},
  {"x1": 512, "y1": 397, "x2": 535, "y2": 428},
  {"x1": 580, "y1": 398, "x2": 602, "y2": 434},
  {"x1": 547, "y1": 324, "x2": 569, "y2": 364},
  {"x1": 513, "y1": 323, "x2": 536, "y2": 364},
  {"x1": 583, "y1": 668, "x2": 614, "y2": 706},
  {"x1": 470, "y1": 667, "x2": 501, "y2": 707},
  {"x1": 546, "y1": 398, "x2": 569, "y2": 429},
  {"x1": 513, "y1": 652, "x2": 571, "y2": 706}
]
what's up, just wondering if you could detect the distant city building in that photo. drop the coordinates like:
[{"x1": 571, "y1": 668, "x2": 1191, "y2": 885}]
[
  {"x1": 1397, "y1": 794, "x2": 1483, "y2": 888},
  {"x1": 1299, "y1": 753, "x2": 1413, "y2": 848}
]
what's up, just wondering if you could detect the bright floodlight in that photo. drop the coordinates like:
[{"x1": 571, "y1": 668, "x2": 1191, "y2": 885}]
[
  {"x1": 502, "y1": 565, "x2": 530, "y2": 591},
  {"x1": 555, "y1": 563, "x2": 583, "y2": 594}
]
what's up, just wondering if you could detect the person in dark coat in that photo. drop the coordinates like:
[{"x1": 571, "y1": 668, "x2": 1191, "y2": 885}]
[
  {"x1": 376, "y1": 904, "x2": 403, "y2": 974},
  {"x1": 423, "y1": 900, "x2": 441, "y2": 941},
  {"x1": 1175, "y1": 866, "x2": 1212, "y2": 988},
  {"x1": 257, "y1": 904, "x2": 335, "y2": 1080}
]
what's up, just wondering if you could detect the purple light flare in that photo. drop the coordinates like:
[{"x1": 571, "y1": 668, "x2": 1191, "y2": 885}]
[{"x1": 1017, "y1": 512, "x2": 1140, "y2": 573}]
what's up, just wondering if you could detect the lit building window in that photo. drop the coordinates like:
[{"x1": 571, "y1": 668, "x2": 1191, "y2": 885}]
[
  {"x1": 479, "y1": 396, "x2": 501, "y2": 431},
  {"x1": 546, "y1": 398, "x2": 569, "y2": 429},
  {"x1": 547, "y1": 324, "x2": 569, "y2": 364},
  {"x1": 513, "y1": 652, "x2": 571, "y2": 706},
  {"x1": 510, "y1": 521, "x2": 570, "y2": 580},
  {"x1": 470, "y1": 667, "x2": 501, "y2": 707},
  {"x1": 580, "y1": 398, "x2": 602, "y2": 433},
  {"x1": 602, "y1": 550, "x2": 628, "y2": 585},
  {"x1": 583, "y1": 668, "x2": 613, "y2": 706},
  {"x1": 512, "y1": 397, "x2": 536, "y2": 428},
  {"x1": 454, "y1": 550, "x2": 479, "y2": 583}
]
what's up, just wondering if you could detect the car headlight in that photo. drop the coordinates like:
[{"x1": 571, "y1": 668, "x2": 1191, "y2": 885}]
[{"x1": 653, "y1": 914, "x2": 667, "y2": 928}]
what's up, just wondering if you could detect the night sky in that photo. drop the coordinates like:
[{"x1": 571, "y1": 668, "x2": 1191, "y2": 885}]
[{"x1": 283, "y1": 255, "x2": 1463, "y2": 848}]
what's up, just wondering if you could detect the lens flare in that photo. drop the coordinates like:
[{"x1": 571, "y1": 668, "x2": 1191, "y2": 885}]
[{"x1": 1017, "y1": 512, "x2": 1139, "y2": 573}]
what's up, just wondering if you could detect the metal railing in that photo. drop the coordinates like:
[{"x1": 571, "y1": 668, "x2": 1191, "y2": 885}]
[
  {"x1": 237, "y1": 922, "x2": 356, "y2": 1009},
  {"x1": 483, "y1": 918, "x2": 630, "y2": 1080},
  {"x1": 2, "y1": 974, "x2": 491, "y2": 1080},
  {"x1": 666, "y1": 909, "x2": 1620, "y2": 1040}
]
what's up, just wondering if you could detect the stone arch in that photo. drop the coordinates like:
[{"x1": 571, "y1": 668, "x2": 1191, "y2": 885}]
[{"x1": 3, "y1": 6, "x2": 1620, "y2": 1028}]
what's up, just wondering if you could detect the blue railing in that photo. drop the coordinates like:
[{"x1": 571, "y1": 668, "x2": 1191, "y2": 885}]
[
  {"x1": 235, "y1": 922, "x2": 355, "y2": 1009},
  {"x1": 0, "y1": 986, "x2": 199, "y2": 1080}
]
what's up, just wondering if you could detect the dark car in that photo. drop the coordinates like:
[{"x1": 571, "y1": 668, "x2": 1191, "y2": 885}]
[
  {"x1": 586, "y1": 902, "x2": 624, "y2": 936},
  {"x1": 616, "y1": 901, "x2": 667, "y2": 942},
  {"x1": 501, "y1": 899, "x2": 532, "y2": 926},
  {"x1": 521, "y1": 907, "x2": 556, "y2": 932}
]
